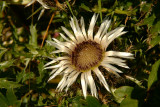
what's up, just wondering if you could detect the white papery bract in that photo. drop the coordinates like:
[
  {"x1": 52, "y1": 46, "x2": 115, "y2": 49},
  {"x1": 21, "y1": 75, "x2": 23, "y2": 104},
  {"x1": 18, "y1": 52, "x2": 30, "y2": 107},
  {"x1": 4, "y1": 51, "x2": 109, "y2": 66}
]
[
  {"x1": 25, "y1": 0, "x2": 51, "y2": 20},
  {"x1": 45, "y1": 14, "x2": 134, "y2": 98}
]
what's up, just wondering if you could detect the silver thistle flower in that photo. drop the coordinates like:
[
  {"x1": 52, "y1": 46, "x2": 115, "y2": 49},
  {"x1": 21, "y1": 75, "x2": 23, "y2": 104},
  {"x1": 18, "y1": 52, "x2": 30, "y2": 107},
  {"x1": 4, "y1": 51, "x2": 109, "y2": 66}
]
[{"x1": 44, "y1": 14, "x2": 134, "y2": 98}]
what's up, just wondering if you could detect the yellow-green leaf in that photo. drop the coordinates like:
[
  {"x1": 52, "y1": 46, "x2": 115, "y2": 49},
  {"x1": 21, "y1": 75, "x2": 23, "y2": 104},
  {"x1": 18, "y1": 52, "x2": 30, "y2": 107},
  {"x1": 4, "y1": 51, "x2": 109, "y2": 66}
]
[
  {"x1": 148, "y1": 59, "x2": 160, "y2": 90},
  {"x1": 120, "y1": 98, "x2": 138, "y2": 107}
]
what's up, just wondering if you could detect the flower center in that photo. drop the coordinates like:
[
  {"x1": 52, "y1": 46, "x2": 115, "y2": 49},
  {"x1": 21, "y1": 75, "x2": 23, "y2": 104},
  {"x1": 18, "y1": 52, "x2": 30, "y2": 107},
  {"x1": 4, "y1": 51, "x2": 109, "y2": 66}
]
[{"x1": 71, "y1": 40, "x2": 103, "y2": 72}]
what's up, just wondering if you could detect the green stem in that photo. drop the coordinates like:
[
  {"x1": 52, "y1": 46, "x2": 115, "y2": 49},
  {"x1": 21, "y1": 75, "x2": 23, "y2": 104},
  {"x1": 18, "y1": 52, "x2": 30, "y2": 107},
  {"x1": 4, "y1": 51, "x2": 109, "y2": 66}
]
[
  {"x1": 66, "y1": 1, "x2": 74, "y2": 16},
  {"x1": 98, "y1": 0, "x2": 102, "y2": 22}
]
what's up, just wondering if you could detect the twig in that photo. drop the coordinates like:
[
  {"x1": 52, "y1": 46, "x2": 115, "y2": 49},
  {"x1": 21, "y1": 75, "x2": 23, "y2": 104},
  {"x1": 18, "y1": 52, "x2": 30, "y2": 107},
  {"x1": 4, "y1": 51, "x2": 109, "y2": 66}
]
[
  {"x1": 40, "y1": 12, "x2": 55, "y2": 48},
  {"x1": 31, "y1": 3, "x2": 34, "y2": 24}
]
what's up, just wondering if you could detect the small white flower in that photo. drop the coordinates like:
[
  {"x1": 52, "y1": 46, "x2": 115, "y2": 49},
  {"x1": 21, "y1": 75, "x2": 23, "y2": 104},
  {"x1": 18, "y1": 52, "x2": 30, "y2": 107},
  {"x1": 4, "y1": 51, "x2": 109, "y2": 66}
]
[{"x1": 45, "y1": 14, "x2": 134, "y2": 98}]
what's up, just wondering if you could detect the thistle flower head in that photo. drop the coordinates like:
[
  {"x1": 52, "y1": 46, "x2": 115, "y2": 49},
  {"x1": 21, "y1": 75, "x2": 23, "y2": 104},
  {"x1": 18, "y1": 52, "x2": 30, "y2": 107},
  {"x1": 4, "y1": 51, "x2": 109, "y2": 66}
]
[{"x1": 44, "y1": 14, "x2": 134, "y2": 98}]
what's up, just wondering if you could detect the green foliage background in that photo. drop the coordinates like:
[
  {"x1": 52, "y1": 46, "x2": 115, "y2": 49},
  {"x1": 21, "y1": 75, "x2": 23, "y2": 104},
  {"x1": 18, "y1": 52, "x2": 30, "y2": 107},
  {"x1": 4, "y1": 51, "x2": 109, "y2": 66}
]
[{"x1": 0, "y1": 0, "x2": 160, "y2": 107}]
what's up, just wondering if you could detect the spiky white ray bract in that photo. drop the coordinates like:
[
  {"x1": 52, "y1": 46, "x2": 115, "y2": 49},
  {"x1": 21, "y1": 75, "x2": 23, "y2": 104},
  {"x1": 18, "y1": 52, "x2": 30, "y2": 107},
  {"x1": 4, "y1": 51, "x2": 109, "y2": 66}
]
[
  {"x1": 25, "y1": 0, "x2": 50, "y2": 9},
  {"x1": 45, "y1": 14, "x2": 134, "y2": 98},
  {"x1": 25, "y1": 0, "x2": 50, "y2": 20}
]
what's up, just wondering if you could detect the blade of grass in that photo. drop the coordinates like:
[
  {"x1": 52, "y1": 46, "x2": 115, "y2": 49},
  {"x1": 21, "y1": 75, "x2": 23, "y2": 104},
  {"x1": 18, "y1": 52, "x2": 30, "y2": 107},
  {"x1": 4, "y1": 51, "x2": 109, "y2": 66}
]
[
  {"x1": 27, "y1": 7, "x2": 42, "y2": 20},
  {"x1": 66, "y1": 0, "x2": 74, "y2": 16},
  {"x1": 98, "y1": 0, "x2": 102, "y2": 22}
]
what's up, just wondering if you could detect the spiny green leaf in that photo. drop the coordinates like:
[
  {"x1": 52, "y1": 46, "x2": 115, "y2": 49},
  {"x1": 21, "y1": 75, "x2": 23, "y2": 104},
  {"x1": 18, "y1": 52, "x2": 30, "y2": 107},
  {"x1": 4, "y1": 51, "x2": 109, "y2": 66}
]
[
  {"x1": 0, "y1": 49, "x2": 7, "y2": 61},
  {"x1": 72, "y1": 96, "x2": 86, "y2": 107},
  {"x1": 113, "y1": 86, "x2": 134, "y2": 103},
  {"x1": 36, "y1": 61, "x2": 46, "y2": 84},
  {"x1": 114, "y1": 86, "x2": 134, "y2": 98},
  {"x1": 16, "y1": 70, "x2": 35, "y2": 83},
  {"x1": 151, "y1": 20, "x2": 160, "y2": 35},
  {"x1": 86, "y1": 96, "x2": 101, "y2": 107},
  {"x1": 26, "y1": 44, "x2": 38, "y2": 55},
  {"x1": 80, "y1": 3, "x2": 92, "y2": 12},
  {"x1": 0, "y1": 60, "x2": 14, "y2": 69},
  {"x1": 120, "y1": 98, "x2": 138, "y2": 107},
  {"x1": 29, "y1": 24, "x2": 38, "y2": 47},
  {"x1": 6, "y1": 88, "x2": 17, "y2": 106},
  {"x1": 24, "y1": 58, "x2": 31, "y2": 70},
  {"x1": 141, "y1": 3, "x2": 152, "y2": 13},
  {"x1": 150, "y1": 35, "x2": 160, "y2": 47},
  {"x1": 141, "y1": 14, "x2": 156, "y2": 28},
  {"x1": 0, "y1": 92, "x2": 8, "y2": 107},
  {"x1": 148, "y1": 59, "x2": 160, "y2": 90},
  {"x1": 0, "y1": 78, "x2": 22, "y2": 89},
  {"x1": 0, "y1": 88, "x2": 21, "y2": 107},
  {"x1": 37, "y1": 96, "x2": 44, "y2": 106},
  {"x1": 101, "y1": 104, "x2": 109, "y2": 107}
]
